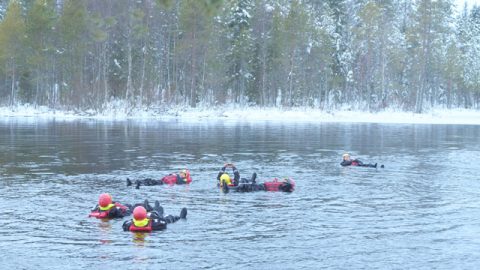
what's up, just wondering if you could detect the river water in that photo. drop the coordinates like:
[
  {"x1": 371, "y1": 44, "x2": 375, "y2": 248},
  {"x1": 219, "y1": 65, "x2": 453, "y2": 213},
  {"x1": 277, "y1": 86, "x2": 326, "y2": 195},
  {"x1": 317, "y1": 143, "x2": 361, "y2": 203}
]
[{"x1": 0, "y1": 118, "x2": 479, "y2": 270}]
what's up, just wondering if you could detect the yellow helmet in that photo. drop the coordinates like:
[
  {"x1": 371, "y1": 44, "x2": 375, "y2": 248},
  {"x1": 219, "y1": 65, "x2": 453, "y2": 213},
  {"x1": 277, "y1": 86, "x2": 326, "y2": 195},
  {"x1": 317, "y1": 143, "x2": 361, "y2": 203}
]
[
  {"x1": 342, "y1": 153, "x2": 350, "y2": 158},
  {"x1": 220, "y1": 173, "x2": 231, "y2": 184}
]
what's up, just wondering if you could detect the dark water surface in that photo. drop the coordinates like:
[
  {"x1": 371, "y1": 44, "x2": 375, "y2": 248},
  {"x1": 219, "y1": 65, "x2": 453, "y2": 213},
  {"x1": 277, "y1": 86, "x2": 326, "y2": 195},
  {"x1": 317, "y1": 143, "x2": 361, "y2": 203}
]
[{"x1": 1, "y1": 118, "x2": 479, "y2": 270}]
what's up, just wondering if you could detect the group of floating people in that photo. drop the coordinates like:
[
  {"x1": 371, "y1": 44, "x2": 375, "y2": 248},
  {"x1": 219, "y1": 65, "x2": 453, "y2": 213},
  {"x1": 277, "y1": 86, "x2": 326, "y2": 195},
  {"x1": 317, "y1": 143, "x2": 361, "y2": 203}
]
[
  {"x1": 90, "y1": 154, "x2": 382, "y2": 232},
  {"x1": 89, "y1": 193, "x2": 187, "y2": 232},
  {"x1": 127, "y1": 163, "x2": 296, "y2": 193}
]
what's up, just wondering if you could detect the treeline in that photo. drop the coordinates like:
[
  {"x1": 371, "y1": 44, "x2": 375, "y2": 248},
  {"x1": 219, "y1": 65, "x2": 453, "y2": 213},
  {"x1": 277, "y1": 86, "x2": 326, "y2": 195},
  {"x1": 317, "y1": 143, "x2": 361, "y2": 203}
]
[{"x1": 0, "y1": 0, "x2": 479, "y2": 113}]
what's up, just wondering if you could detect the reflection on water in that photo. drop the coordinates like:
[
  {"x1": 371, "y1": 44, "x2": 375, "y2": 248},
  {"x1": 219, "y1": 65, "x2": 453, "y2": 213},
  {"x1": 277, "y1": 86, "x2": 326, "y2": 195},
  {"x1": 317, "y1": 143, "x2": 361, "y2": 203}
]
[
  {"x1": 132, "y1": 232, "x2": 149, "y2": 246},
  {"x1": 97, "y1": 220, "x2": 114, "y2": 245},
  {"x1": 1, "y1": 118, "x2": 480, "y2": 269}
]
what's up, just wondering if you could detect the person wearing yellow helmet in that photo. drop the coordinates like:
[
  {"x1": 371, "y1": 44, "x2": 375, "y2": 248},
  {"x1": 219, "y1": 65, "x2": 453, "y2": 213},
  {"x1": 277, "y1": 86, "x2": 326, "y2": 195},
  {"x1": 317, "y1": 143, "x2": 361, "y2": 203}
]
[
  {"x1": 216, "y1": 163, "x2": 266, "y2": 193},
  {"x1": 217, "y1": 163, "x2": 240, "y2": 187},
  {"x1": 341, "y1": 153, "x2": 380, "y2": 168}
]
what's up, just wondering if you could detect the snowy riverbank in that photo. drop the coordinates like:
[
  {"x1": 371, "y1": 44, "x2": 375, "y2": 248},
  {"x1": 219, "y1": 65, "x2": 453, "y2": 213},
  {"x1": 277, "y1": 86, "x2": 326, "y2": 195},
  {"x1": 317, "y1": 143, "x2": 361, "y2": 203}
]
[{"x1": 0, "y1": 104, "x2": 479, "y2": 125}]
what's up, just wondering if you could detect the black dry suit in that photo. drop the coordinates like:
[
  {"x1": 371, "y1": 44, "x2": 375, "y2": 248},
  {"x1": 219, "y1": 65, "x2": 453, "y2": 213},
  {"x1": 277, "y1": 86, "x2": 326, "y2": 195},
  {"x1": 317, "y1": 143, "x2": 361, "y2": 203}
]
[
  {"x1": 340, "y1": 159, "x2": 377, "y2": 168},
  {"x1": 222, "y1": 173, "x2": 265, "y2": 193},
  {"x1": 127, "y1": 174, "x2": 187, "y2": 189}
]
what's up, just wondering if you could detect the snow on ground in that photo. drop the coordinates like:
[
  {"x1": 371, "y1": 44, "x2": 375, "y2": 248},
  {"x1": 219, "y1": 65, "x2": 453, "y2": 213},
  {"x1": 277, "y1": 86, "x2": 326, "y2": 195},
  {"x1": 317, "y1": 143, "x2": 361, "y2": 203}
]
[{"x1": 0, "y1": 104, "x2": 479, "y2": 125}]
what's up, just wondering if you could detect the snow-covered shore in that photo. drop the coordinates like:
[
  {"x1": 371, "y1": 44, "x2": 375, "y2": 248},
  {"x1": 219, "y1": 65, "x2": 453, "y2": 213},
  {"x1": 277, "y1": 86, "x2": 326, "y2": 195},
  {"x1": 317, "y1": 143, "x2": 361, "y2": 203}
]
[{"x1": 0, "y1": 104, "x2": 479, "y2": 125}]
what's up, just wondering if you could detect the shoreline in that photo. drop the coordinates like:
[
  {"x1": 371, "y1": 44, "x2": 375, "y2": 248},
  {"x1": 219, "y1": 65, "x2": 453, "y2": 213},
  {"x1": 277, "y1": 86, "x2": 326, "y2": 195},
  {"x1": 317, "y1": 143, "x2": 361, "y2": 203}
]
[{"x1": 0, "y1": 105, "x2": 479, "y2": 125}]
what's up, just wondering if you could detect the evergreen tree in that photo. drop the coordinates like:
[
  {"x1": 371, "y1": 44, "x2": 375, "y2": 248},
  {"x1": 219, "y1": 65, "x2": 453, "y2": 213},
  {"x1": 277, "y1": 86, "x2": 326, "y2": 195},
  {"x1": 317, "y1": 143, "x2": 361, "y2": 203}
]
[
  {"x1": 176, "y1": 0, "x2": 214, "y2": 107},
  {"x1": 25, "y1": 0, "x2": 56, "y2": 106},
  {"x1": 225, "y1": 0, "x2": 255, "y2": 105},
  {"x1": 0, "y1": 0, "x2": 26, "y2": 107},
  {"x1": 0, "y1": 0, "x2": 477, "y2": 112},
  {"x1": 88, "y1": 2, "x2": 116, "y2": 108},
  {"x1": 57, "y1": 0, "x2": 89, "y2": 109},
  {"x1": 407, "y1": 0, "x2": 455, "y2": 112},
  {"x1": 304, "y1": 0, "x2": 336, "y2": 109},
  {"x1": 325, "y1": 0, "x2": 351, "y2": 107},
  {"x1": 463, "y1": 6, "x2": 480, "y2": 107},
  {"x1": 353, "y1": 1, "x2": 383, "y2": 110},
  {"x1": 267, "y1": 1, "x2": 288, "y2": 106}
]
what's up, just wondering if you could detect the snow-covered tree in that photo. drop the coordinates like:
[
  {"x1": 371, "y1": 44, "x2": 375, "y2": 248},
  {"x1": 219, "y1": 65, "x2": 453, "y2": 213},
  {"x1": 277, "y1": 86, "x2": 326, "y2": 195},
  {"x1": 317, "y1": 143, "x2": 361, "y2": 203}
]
[{"x1": 224, "y1": 0, "x2": 255, "y2": 105}]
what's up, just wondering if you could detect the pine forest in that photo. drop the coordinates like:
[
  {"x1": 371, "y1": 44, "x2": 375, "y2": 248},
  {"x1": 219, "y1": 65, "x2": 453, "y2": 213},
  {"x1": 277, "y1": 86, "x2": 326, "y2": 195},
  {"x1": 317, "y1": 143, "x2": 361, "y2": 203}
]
[{"x1": 0, "y1": 0, "x2": 479, "y2": 113}]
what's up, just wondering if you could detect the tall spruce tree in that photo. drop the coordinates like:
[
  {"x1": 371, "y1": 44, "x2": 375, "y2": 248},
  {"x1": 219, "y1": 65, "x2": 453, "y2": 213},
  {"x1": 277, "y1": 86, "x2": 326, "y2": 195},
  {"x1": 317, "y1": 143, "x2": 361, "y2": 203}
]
[
  {"x1": 325, "y1": 0, "x2": 351, "y2": 107},
  {"x1": 353, "y1": 1, "x2": 383, "y2": 110},
  {"x1": 406, "y1": 0, "x2": 455, "y2": 112},
  {"x1": 25, "y1": 0, "x2": 56, "y2": 106},
  {"x1": 57, "y1": 0, "x2": 89, "y2": 109},
  {"x1": 0, "y1": 0, "x2": 26, "y2": 107},
  {"x1": 225, "y1": 0, "x2": 255, "y2": 105},
  {"x1": 177, "y1": 0, "x2": 210, "y2": 107},
  {"x1": 463, "y1": 6, "x2": 480, "y2": 107}
]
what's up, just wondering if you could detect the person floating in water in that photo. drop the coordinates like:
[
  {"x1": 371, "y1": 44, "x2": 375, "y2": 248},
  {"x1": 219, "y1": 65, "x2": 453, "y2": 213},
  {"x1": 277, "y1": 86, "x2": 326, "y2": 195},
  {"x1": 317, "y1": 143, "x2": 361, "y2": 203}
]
[
  {"x1": 340, "y1": 153, "x2": 383, "y2": 168},
  {"x1": 217, "y1": 163, "x2": 260, "y2": 191},
  {"x1": 127, "y1": 169, "x2": 192, "y2": 189},
  {"x1": 264, "y1": 177, "x2": 295, "y2": 192},
  {"x1": 217, "y1": 163, "x2": 240, "y2": 187},
  {"x1": 122, "y1": 202, "x2": 187, "y2": 232},
  {"x1": 216, "y1": 163, "x2": 295, "y2": 193},
  {"x1": 89, "y1": 193, "x2": 132, "y2": 219},
  {"x1": 216, "y1": 163, "x2": 267, "y2": 192}
]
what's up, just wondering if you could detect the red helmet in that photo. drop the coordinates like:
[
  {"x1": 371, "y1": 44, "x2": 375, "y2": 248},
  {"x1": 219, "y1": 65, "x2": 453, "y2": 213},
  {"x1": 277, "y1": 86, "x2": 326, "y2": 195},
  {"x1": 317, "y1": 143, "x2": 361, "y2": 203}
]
[
  {"x1": 98, "y1": 193, "x2": 112, "y2": 207},
  {"x1": 133, "y1": 206, "x2": 147, "y2": 220}
]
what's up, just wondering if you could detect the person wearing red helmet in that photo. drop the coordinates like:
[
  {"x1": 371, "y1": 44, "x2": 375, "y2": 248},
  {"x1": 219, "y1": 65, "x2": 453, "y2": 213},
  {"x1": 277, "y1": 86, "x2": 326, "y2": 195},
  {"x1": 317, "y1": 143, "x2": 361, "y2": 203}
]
[
  {"x1": 89, "y1": 193, "x2": 132, "y2": 219},
  {"x1": 127, "y1": 169, "x2": 192, "y2": 189},
  {"x1": 122, "y1": 202, "x2": 188, "y2": 232}
]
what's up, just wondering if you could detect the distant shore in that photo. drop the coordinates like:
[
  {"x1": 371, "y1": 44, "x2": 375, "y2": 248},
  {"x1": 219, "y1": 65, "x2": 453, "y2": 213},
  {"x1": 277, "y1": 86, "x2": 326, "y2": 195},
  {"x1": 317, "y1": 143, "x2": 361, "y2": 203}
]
[{"x1": 0, "y1": 104, "x2": 479, "y2": 125}]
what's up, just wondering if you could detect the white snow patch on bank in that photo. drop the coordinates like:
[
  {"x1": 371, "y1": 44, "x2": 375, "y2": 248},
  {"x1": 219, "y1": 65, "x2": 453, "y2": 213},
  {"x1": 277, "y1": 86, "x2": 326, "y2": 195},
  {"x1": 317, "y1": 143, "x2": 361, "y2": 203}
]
[
  {"x1": 0, "y1": 104, "x2": 479, "y2": 125},
  {"x1": 215, "y1": 107, "x2": 480, "y2": 125}
]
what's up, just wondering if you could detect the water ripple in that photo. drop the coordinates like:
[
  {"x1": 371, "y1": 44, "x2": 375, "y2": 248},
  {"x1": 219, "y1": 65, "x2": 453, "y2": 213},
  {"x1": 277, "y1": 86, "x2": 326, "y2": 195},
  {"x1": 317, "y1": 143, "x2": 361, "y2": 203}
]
[{"x1": 1, "y1": 121, "x2": 480, "y2": 269}]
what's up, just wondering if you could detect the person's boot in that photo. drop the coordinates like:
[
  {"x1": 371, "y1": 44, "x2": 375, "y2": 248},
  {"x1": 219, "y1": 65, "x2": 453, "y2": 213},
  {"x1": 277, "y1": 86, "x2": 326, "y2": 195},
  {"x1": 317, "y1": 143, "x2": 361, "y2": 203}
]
[
  {"x1": 144, "y1": 199, "x2": 151, "y2": 211},
  {"x1": 154, "y1": 200, "x2": 164, "y2": 217},
  {"x1": 135, "y1": 180, "x2": 141, "y2": 189},
  {"x1": 374, "y1": 163, "x2": 378, "y2": 168},
  {"x1": 127, "y1": 178, "x2": 132, "y2": 186},
  {"x1": 251, "y1": 172, "x2": 257, "y2": 184},
  {"x1": 180, "y1": 207, "x2": 187, "y2": 219}
]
